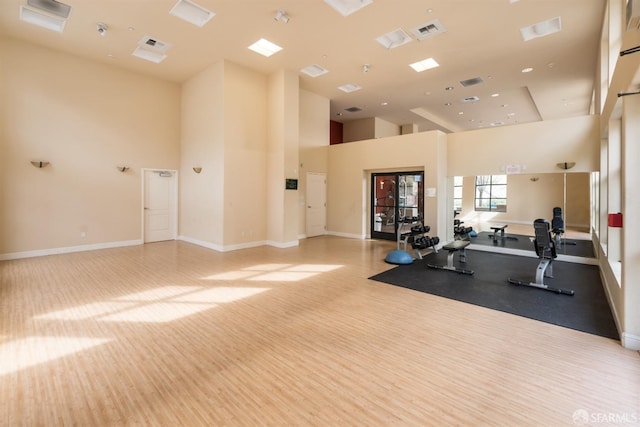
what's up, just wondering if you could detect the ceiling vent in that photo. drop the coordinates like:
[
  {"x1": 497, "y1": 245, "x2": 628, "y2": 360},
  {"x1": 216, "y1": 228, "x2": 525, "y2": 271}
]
[
  {"x1": 138, "y1": 36, "x2": 172, "y2": 52},
  {"x1": 345, "y1": 106, "x2": 362, "y2": 112},
  {"x1": 462, "y1": 96, "x2": 480, "y2": 103},
  {"x1": 132, "y1": 36, "x2": 172, "y2": 63},
  {"x1": 375, "y1": 28, "x2": 412, "y2": 49},
  {"x1": 460, "y1": 77, "x2": 484, "y2": 87},
  {"x1": 410, "y1": 19, "x2": 446, "y2": 41},
  {"x1": 300, "y1": 64, "x2": 329, "y2": 78}
]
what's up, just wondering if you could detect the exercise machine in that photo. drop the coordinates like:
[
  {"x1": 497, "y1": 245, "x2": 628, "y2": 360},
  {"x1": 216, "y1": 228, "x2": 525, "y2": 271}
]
[
  {"x1": 551, "y1": 206, "x2": 576, "y2": 248},
  {"x1": 508, "y1": 219, "x2": 574, "y2": 295}
]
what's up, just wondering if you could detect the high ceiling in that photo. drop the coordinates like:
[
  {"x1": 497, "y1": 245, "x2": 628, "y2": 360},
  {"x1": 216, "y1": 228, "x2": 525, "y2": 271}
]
[{"x1": 0, "y1": 0, "x2": 607, "y2": 133}]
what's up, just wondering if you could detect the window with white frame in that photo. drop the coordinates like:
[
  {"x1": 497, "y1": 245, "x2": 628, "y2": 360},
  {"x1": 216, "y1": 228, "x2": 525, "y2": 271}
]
[{"x1": 475, "y1": 175, "x2": 507, "y2": 212}]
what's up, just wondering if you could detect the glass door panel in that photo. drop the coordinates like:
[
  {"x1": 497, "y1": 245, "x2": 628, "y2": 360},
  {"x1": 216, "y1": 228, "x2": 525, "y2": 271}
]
[{"x1": 371, "y1": 171, "x2": 424, "y2": 241}]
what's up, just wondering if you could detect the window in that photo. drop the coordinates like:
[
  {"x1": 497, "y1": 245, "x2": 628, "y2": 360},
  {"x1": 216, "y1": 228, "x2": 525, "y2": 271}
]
[
  {"x1": 475, "y1": 175, "x2": 507, "y2": 212},
  {"x1": 453, "y1": 176, "x2": 463, "y2": 211}
]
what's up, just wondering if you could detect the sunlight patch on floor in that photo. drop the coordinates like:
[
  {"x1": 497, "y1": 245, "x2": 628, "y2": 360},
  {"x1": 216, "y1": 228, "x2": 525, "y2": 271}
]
[{"x1": 0, "y1": 336, "x2": 111, "y2": 376}]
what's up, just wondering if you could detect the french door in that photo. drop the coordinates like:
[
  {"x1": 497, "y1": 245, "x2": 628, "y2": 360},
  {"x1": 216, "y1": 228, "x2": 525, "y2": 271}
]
[{"x1": 371, "y1": 171, "x2": 424, "y2": 241}]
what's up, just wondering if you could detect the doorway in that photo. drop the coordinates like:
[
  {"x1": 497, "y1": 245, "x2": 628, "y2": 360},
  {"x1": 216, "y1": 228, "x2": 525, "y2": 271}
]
[
  {"x1": 143, "y1": 169, "x2": 178, "y2": 243},
  {"x1": 371, "y1": 171, "x2": 424, "y2": 241},
  {"x1": 306, "y1": 172, "x2": 327, "y2": 237}
]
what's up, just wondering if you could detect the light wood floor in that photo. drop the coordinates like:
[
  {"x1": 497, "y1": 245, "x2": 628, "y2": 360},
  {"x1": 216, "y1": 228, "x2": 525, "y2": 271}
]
[{"x1": 1, "y1": 237, "x2": 638, "y2": 426}]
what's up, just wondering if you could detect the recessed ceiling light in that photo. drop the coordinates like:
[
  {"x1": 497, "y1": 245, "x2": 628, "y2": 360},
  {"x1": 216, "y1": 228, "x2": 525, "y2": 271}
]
[
  {"x1": 409, "y1": 57, "x2": 439, "y2": 72},
  {"x1": 458, "y1": 111, "x2": 464, "y2": 115},
  {"x1": 445, "y1": 86, "x2": 454, "y2": 91},
  {"x1": 381, "y1": 101, "x2": 388, "y2": 106},
  {"x1": 19, "y1": 6, "x2": 66, "y2": 32},
  {"x1": 324, "y1": 0, "x2": 373, "y2": 16},
  {"x1": 522, "y1": 67, "x2": 533, "y2": 73},
  {"x1": 444, "y1": 102, "x2": 452, "y2": 106},
  {"x1": 520, "y1": 16, "x2": 562, "y2": 42},
  {"x1": 375, "y1": 28, "x2": 412, "y2": 49},
  {"x1": 248, "y1": 38, "x2": 282, "y2": 57},
  {"x1": 338, "y1": 83, "x2": 361, "y2": 93},
  {"x1": 491, "y1": 93, "x2": 500, "y2": 97},
  {"x1": 300, "y1": 64, "x2": 329, "y2": 77},
  {"x1": 169, "y1": 0, "x2": 215, "y2": 27}
]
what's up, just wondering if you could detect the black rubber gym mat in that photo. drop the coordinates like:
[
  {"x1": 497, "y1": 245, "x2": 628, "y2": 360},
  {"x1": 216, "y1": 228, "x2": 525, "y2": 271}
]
[
  {"x1": 469, "y1": 231, "x2": 595, "y2": 258},
  {"x1": 369, "y1": 249, "x2": 618, "y2": 340}
]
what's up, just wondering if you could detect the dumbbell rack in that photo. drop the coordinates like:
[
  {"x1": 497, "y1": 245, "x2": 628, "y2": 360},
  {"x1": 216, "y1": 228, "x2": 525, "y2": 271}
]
[{"x1": 397, "y1": 217, "x2": 440, "y2": 260}]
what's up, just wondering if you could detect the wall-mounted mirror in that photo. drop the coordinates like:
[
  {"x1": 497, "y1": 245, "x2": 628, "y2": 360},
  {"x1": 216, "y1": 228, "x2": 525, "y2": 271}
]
[{"x1": 452, "y1": 172, "x2": 594, "y2": 258}]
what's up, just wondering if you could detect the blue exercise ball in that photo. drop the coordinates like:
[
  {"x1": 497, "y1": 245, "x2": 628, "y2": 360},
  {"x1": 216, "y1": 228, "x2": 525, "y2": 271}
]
[{"x1": 385, "y1": 250, "x2": 414, "y2": 265}]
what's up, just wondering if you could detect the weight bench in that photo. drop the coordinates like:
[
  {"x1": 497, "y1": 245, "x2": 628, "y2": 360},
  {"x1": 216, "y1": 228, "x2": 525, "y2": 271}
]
[
  {"x1": 489, "y1": 224, "x2": 518, "y2": 243},
  {"x1": 427, "y1": 240, "x2": 474, "y2": 275}
]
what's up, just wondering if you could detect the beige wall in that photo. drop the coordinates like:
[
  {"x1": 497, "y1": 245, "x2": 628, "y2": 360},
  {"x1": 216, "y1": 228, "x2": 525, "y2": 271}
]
[
  {"x1": 0, "y1": 37, "x2": 180, "y2": 256},
  {"x1": 299, "y1": 90, "x2": 330, "y2": 236},
  {"x1": 224, "y1": 62, "x2": 269, "y2": 247},
  {"x1": 180, "y1": 61, "x2": 225, "y2": 246},
  {"x1": 447, "y1": 115, "x2": 600, "y2": 176},
  {"x1": 342, "y1": 117, "x2": 401, "y2": 143},
  {"x1": 266, "y1": 70, "x2": 299, "y2": 247},
  {"x1": 327, "y1": 131, "x2": 447, "y2": 239},
  {"x1": 180, "y1": 60, "x2": 269, "y2": 249}
]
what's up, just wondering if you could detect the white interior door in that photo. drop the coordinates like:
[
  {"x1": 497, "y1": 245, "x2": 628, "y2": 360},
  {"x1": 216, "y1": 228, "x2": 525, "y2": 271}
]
[
  {"x1": 144, "y1": 169, "x2": 177, "y2": 243},
  {"x1": 306, "y1": 172, "x2": 326, "y2": 237}
]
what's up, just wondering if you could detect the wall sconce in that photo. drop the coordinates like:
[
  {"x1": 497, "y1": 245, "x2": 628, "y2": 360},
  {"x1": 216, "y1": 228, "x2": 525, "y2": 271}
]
[
  {"x1": 30, "y1": 161, "x2": 50, "y2": 168},
  {"x1": 557, "y1": 162, "x2": 576, "y2": 170},
  {"x1": 193, "y1": 166, "x2": 202, "y2": 174},
  {"x1": 530, "y1": 177, "x2": 539, "y2": 182},
  {"x1": 116, "y1": 166, "x2": 129, "y2": 172}
]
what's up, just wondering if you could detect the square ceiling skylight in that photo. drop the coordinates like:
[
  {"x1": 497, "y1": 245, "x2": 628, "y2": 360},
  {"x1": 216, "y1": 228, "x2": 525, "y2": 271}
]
[
  {"x1": 300, "y1": 64, "x2": 329, "y2": 78},
  {"x1": 27, "y1": 0, "x2": 71, "y2": 18},
  {"x1": 19, "y1": 6, "x2": 66, "y2": 32},
  {"x1": 248, "y1": 38, "x2": 283, "y2": 57},
  {"x1": 338, "y1": 83, "x2": 361, "y2": 93},
  {"x1": 520, "y1": 16, "x2": 561, "y2": 41},
  {"x1": 169, "y1": 0, "x2": 215, "y2": 27},
  {"x1": 324, "y1": 0, "x2": 373, "y2": 16},
  {"x1": 409, "y1": 57, "x2": 439, "y2": 72},
  {"x1": 375, "y1": 28, "x2": 412, "y2": 49},
  {"x1": 132, "y1": 47, "x2": 167, "y2": 63}
]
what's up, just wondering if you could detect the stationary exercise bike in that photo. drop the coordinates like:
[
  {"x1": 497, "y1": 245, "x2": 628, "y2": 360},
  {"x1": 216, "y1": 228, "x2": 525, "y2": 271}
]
[
  {"x1": 508, "y1": 218, "x2": 574, "y2": 295},
  {"x1": 551, "y1": 206, "x2": 576, "y2": 248}
]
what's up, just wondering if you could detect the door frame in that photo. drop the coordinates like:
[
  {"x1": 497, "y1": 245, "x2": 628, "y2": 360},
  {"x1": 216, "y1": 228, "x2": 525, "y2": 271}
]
[
  {"x1": 306, "y1": 172, "x2": 327, "y2": 238},
  {"x1": 141, "y1": 168, "x2": 179, "y2": 243},
  {"x1": 370, "y1": 170, "x2": 424, "y2": 241}
]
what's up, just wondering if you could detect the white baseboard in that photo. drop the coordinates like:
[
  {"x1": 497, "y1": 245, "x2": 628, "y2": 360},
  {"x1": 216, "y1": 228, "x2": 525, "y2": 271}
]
[
  {"x1": 266, "y1": 240, "x2": 299, "y2": 249},
  {"x1": 327, "y1": 230, "x2": 366, "y2": 239},
  {"x1": 179, "y1": 235, "x2": 271, "y2": 252},
  {"x1": 621, "y1": 332, "x2": 640, "y2": 350},
  {"x1": 179, "y1": 235, "x2": 298, "y2": 252},
  {"x1": 0, "y1": 239, "x2": 142, "y2": 261}
]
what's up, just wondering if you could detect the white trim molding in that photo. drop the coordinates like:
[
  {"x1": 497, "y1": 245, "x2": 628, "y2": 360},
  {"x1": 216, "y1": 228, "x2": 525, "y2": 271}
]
[{"x1": 0, "y1": 239, "x2": 142, "y2": 261}]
